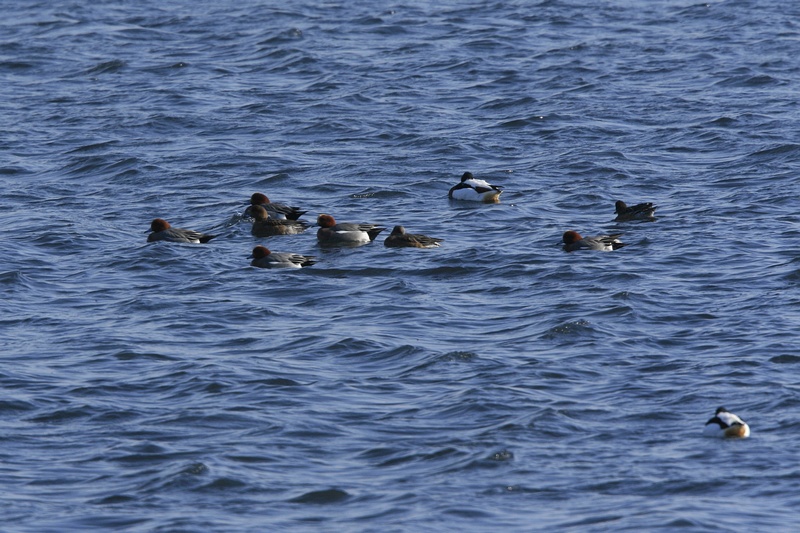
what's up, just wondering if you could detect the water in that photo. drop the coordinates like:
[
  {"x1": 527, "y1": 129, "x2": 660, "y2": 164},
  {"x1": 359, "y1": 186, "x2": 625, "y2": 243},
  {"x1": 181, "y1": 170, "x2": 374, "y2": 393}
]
[{"x1": 2, "y1": 0, "x2": 800, "y2": 530}]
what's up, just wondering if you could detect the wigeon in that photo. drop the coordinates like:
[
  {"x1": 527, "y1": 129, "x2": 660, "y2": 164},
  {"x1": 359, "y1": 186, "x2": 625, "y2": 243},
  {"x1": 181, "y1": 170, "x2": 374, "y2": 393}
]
[
  {"x1": 250, "y1": 205, "x2": 309, "y2": 237},
  {"x1": 249, "y1": 245, "x2": 316, "y2": 268},
  {"x1": 615, "y1": 200, "x2": 657, "y2": 222},
  {"x1": 703, "y1": 407, "x2": 750, "y2": 438},
  {"x1": 384, "y1": 226, "x2": 443, "y2": 248},
  {"x1": 243, "y1": 192, "x2": 306, "y2": 221},
  {"x1": 147, "y1": 218, "x2": 216, "y2": 243},
  {"x1": 562, "y1": 230, "x2": 626, "y2": 252},
  {"x1": 316, "y1": 214, "x2": 386, "y2": 246},
  {"x1": 448, "y1": 172, "x2": 503, "y2": 203}
]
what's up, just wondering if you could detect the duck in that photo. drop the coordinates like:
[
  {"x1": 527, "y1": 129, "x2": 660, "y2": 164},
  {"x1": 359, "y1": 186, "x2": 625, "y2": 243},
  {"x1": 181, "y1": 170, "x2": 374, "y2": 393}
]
[
  {"x1": 615, "y1": 200, "x2": 657, "y2": 222},
  {"x1": 703, "y1": 407, "x2": 750, "y2": 438},
  {"x1": 250, "y1": 205, "x2": 309, "y2": 237},
  {"x1": 562, "y1": 230, "x2": 625, "y2": 252},
  {"x1": 448, "y1": 172, "x2": 503, "y2": 203},
  {"x1": 384, "y1": 226, "x2": 443, "y2": 248},
  {"x1": 249, "y1": 246, "x2": 316, "y2": 268},
  {"x1": 316, "y1": 214, "x2": 386, "y2": 246},
  {"x1": 147, "y1": 218, "x2": 216, "y2": 243},
  {"x1": 244, "y1": 192, "x2": 306, "y2": 221}
]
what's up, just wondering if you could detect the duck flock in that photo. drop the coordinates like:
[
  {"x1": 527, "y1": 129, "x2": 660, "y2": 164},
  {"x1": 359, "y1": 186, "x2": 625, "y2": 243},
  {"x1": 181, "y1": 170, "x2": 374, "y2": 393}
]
[
  {"x1": 146, "y1": 171, "x2": 655, "y2": 258},
  {"x1": 147, "y1": 171, "x2": 750, "y2": 438}
]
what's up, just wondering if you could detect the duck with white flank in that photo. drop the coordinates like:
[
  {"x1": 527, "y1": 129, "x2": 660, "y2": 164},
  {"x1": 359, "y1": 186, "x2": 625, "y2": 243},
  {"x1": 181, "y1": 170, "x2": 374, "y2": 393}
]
[
  {"x1": 562, "y1": 230, "x2": 625, "y2": 252},
  {"x1": 316, "y1": 214, "x2": 386, "y2": 246},
  {"x1": 147, "y1": 218, "x2": 216, "y2": 243},
  {"x1": 703, "y1": 407, "x2": 750, "y2": 438},
  {"x1": 448, "y1": 172, "x2": 503, "y2": 203}
]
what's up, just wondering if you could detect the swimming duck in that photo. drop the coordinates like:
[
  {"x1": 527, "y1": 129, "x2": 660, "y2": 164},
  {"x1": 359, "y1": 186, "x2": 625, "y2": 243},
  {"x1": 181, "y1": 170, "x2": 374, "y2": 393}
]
[
  {"x1": 147, "y1": 218, "x2": 216, "y2": 243},
  {"x1": 316, "y1": 214, "x2": 386, "y2": 246},
  {"x1": 448, "y1": 172, "x2": 503, "y2": 203},
  {"x1": 249, "y1": 246, "x2": 317, "y2": 268},
  {"x1": 562, "y1": 230, "x2": 625, "y2": 252},
  {"x1": 250, "y1": 205, "x2": 309, "y2": 237},
  {"x1": 615, "y1": 200, "x2": 657, "y2": 222},
  {"x1": 244, "y1": 192, "x2": 307, "y2": 221},
  {"x1": 384, "y1": 226, "x2": 443, "y2": 248},
  {"x1": 703, "y1": 407, "x2": 750, "y2": 438}
]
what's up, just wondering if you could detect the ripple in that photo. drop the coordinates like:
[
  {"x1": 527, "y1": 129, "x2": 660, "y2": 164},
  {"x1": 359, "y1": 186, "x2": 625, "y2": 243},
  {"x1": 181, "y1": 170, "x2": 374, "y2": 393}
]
[
  {"x1": 289, "y1": 488, "x2": 351, "y2": 505},
  {"x1": 85, "y1": 59, "x2": 127, "y2": 75}
]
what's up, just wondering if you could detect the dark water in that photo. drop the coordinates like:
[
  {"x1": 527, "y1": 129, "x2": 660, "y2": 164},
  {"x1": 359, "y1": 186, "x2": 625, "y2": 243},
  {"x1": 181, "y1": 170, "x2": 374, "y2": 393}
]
[{"x1": 2, "y1": 0, "x2": 800, "y2": 530}]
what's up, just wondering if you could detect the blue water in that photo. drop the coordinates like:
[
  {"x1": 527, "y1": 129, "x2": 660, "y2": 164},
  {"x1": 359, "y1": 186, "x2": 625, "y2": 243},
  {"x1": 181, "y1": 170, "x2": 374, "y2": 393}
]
[{"x1": 2, "y1": 1, "x2": 800, "y2": 531}]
